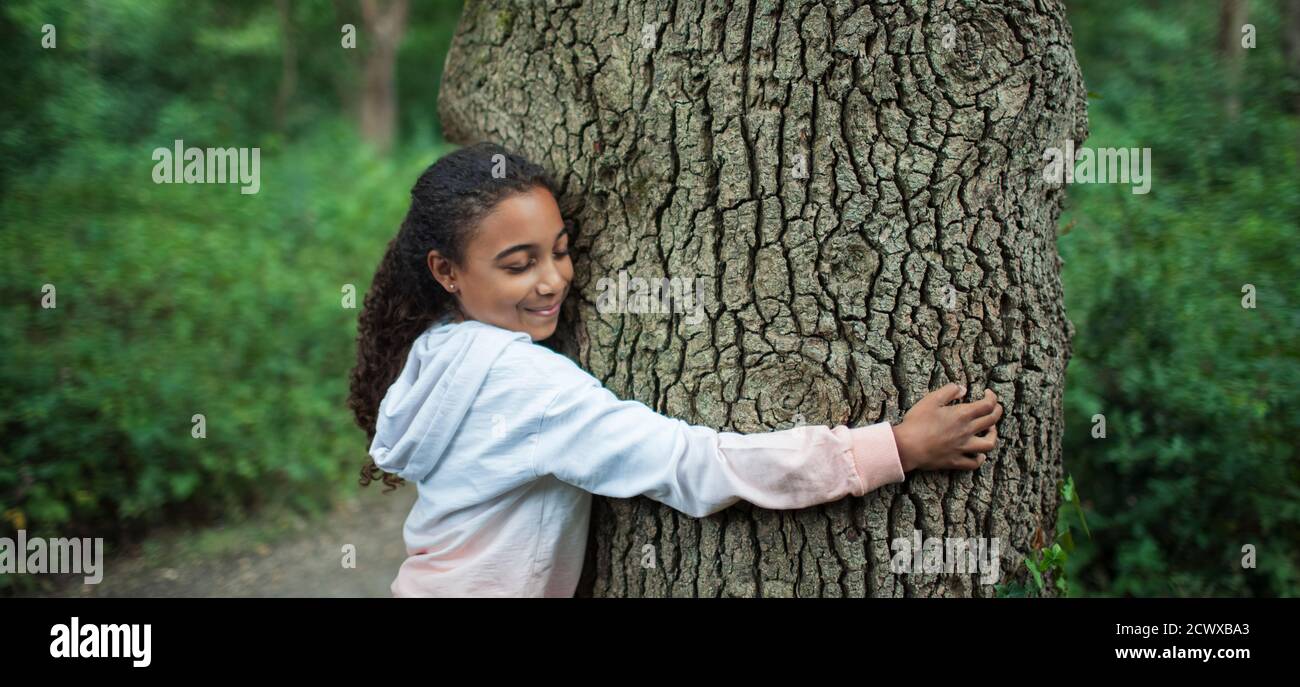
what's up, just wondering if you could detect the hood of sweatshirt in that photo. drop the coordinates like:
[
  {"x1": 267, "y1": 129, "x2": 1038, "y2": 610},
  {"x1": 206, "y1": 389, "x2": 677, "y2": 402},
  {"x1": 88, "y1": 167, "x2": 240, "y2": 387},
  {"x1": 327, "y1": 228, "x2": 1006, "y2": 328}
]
[{"x1": 368, "y1": 318, "x2": 531, "y2": 483}]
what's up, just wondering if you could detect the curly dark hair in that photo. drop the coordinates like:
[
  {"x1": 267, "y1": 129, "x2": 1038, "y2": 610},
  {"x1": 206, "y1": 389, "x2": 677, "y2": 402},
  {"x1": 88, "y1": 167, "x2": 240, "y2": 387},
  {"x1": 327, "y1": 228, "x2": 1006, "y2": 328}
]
[{"x1": 347, "y1": 141, "x2": 564, "y2": 491}]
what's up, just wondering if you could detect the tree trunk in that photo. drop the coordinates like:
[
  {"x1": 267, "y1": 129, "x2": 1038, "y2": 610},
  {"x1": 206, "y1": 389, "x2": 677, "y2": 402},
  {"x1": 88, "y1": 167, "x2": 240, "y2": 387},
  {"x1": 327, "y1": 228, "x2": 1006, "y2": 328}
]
[
  {"x1": 360, "y1": 0, "x2": 408, "y2": 153},
  {"x1": 1217, "y1": 0, "x2": 1248, "y2": 121},
  {"x1": 1284, "y1": 0, "x2": 1300, "y2": 115},
  {"x1": 274, "y1": 0, "x2": 298, "y2": 131},
  {"x1": 438, "y1": 0, "x2": 1086, "y2": 597}
]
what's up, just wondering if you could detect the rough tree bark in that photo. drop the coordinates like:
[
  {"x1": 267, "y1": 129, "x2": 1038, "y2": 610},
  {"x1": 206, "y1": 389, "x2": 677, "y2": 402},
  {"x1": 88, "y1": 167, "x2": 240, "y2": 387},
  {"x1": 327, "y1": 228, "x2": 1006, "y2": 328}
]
[{"x1": 437, "y1": 0, "x2": 1086, "y2": 597}]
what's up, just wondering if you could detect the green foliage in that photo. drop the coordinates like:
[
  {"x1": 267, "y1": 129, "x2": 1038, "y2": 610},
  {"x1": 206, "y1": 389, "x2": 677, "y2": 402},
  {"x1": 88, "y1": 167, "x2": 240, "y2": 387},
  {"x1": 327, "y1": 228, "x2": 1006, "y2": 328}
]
[
  {"x1": 998, "y1": 475, "x2": 1093, "y2": 598},
  {"x1": 0, "y1": 122, "x2": 441, "y2": 565},
  {"x1": 1059, "y1": 0, "x2": 1300, "y2": 596},
  {"x1": 0, "y1": 0, "x2": 460, "y2": 593}
]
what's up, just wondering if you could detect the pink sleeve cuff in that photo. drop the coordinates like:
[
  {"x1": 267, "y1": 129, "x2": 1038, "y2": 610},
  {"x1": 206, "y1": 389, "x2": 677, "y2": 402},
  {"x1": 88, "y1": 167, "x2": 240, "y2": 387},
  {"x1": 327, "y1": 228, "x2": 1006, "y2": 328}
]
[{"x1": 842, "y1": 422, "x2": 905, "y2": 495}]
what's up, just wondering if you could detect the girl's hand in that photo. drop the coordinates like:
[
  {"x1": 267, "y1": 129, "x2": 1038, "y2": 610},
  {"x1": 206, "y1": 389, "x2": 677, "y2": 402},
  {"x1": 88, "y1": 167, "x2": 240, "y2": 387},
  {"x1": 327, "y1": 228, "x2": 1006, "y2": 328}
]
[{"x1": 891, "y1": 383, "x2": 1002, "y2": 473}]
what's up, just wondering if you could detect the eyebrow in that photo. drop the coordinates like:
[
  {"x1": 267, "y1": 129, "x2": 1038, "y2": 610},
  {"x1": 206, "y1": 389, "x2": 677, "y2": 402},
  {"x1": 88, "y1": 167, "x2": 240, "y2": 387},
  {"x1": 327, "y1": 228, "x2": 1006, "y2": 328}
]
[{"x1": 493, "y1": 225, "x2": 570, "y2": 261}]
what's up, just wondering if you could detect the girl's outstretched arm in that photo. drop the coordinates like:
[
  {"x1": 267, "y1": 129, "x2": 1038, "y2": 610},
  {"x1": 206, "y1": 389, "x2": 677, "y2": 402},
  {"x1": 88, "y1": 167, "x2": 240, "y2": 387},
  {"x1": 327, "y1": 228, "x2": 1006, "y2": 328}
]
[{"x1": 531, "y1": 375, "x2": 997, "y2": 518}]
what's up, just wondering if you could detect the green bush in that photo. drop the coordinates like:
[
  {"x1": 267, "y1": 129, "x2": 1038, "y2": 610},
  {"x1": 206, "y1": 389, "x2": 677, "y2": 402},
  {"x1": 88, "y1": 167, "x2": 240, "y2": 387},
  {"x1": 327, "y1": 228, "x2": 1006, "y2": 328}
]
[
  {"x1": 0, "y1": 0, "x2": 459, "y2": 593},
  {"x1": 1060, "y1": 0, "x2": 1300, "y2": 596},
  {"x1": 0, "y1": 123, "x2": 445, "y2": 590}
]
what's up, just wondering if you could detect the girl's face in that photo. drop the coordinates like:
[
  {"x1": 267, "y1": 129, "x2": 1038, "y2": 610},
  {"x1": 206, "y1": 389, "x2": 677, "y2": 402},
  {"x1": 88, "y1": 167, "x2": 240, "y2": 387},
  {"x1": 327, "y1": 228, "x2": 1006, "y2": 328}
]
[{"x1": 426, "y1": 186, "x2": 572, "y2": 341}]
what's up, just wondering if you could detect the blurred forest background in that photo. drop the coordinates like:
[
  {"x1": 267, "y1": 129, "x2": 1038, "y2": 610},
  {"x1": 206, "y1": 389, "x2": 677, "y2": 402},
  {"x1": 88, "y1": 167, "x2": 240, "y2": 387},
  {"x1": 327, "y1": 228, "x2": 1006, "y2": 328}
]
[{"x1": 1, "y1": 0, "x2": 1296, "y2": 597}]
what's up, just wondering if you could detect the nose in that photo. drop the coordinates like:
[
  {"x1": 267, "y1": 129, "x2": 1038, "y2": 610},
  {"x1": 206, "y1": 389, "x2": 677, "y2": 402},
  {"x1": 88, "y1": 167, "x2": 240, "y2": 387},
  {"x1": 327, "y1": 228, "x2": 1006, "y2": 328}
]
[{"x1": 537, "y1": 258, "x2": 564, "y2": 296}]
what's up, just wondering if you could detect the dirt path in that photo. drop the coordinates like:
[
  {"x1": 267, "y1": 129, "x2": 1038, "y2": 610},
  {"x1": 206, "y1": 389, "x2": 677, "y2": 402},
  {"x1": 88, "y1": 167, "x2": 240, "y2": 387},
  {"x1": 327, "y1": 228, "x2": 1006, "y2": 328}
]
[{"x1": 40, "y1": 486, "x2": 416, "y2": 598}]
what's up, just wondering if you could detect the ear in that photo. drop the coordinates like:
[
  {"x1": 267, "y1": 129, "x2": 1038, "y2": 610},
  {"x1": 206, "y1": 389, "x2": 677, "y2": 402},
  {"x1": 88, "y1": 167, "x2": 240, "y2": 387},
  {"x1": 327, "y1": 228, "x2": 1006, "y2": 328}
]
[{"x1": 426, "y1": 250, "x2": 459, "y2": 295}]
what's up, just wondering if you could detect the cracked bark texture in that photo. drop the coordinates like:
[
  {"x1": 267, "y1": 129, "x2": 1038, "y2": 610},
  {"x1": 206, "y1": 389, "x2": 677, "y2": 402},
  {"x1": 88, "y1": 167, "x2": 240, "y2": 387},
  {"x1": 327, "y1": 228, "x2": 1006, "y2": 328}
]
[{"x1": 438, "y1": 0, "x2": 1086, "y2": 597}]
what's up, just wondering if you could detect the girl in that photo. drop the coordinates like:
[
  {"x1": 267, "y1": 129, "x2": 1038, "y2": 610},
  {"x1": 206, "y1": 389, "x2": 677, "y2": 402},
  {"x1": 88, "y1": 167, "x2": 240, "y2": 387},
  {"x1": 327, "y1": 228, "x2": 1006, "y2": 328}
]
[{"x1": 347, "y1": 142, "x2": 1003, "y2": 598}]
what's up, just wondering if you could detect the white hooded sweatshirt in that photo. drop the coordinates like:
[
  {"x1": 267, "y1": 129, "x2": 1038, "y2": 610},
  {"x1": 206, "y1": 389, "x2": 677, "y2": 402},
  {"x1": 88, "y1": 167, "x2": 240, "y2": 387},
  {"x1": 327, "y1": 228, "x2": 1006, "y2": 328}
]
[{"x1": 369, "y1": 317, "x2": 905, "y2": 597}]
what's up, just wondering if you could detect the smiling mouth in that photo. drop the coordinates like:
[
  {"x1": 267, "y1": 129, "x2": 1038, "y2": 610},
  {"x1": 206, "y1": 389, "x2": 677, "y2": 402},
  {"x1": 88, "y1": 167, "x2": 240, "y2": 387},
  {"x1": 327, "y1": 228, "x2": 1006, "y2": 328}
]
[{"x1": 524, "y1": 301, "x2": 561, "y2": 317}]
